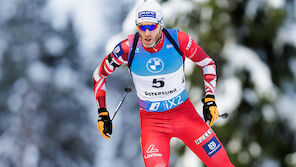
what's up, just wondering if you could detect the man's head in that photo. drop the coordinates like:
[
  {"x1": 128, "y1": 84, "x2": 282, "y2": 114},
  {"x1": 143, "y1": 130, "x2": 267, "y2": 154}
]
[
  {"x1": 135, "y1": 0, "x2": 163, "y2": 26},
  {"x1": 135, "y1": 0, "x2": 163, "y2": 48}
]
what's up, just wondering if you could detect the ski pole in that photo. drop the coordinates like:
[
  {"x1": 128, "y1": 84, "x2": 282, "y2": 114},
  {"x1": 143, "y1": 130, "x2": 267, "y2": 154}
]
[
  {"x1": 206, "y1": 112, "x2": 229, "y2": 125},
  {"x1": 219, "y1": 113, "x2": 229, "y2": 119},
  {"x1": 111, "y1": 88, "x2": 132, "y2": 121}
]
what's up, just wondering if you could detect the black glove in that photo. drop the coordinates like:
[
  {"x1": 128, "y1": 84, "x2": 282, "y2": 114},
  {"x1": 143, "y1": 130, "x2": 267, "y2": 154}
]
[
  {"x1": 202, "y1": 94, "x2": 219, "y2": 126},
  {"x1": 97, "y1": 108, "x2": 112, "y2": 139}
]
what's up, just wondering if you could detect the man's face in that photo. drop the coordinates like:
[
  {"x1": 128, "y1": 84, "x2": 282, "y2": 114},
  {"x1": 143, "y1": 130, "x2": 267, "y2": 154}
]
[{"x1": 137, "y1": 22, "x2": 162, "y2": 48}]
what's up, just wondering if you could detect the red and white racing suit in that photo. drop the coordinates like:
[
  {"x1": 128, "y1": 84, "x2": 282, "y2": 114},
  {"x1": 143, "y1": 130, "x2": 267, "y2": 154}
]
[{"x1": 93, "y1": 30, "x2": 234, "y2": 167}]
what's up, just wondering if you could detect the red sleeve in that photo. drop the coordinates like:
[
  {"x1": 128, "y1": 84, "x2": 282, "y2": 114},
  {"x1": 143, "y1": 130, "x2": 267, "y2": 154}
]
[
  {"x1": 92, "y1": 39, "x2": 129, "y2": 109},
  {"x1": 178, "y1": 31, "x2": 217, "y2": 95},
  {"x1": 109, "y1": 39, "x2": 129, "y2": 65}
]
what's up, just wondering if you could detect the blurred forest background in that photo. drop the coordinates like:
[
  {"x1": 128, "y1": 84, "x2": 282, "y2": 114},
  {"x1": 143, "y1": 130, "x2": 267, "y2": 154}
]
[{"x1": 0, "y1": 0, "x2": 295, "y2": 167}]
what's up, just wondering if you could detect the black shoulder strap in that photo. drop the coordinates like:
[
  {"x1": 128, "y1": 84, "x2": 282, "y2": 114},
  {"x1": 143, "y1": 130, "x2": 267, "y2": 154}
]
[
  {"x1": 128, "y1": 32, "x2": 139, "y2": 68},
  {"x1": 128, "y1": 29, "x2": 183, "y2": 68},
  {"x1": 162, "y1": 28, "x2": 183, "y2": 57}
]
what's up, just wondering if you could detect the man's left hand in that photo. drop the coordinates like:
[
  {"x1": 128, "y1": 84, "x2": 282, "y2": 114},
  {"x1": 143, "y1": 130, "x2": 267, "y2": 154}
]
[{"x1": 202, "y1": 95, "x2": 219, "y2": 126}]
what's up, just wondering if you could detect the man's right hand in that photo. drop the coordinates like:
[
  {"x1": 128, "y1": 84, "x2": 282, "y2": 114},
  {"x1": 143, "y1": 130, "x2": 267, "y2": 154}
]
[
  {"x1": 202, "y1": 95, "x2": 219, "y2": 127},
  {"x1": 97, "y1": 108, "x2": 112, "y2": 139}
]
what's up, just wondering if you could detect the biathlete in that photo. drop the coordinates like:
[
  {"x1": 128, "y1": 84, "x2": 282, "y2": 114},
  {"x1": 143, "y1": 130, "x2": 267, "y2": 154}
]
[{"x1": 93, "y1": 0, "x2": 234, "y2": 166}]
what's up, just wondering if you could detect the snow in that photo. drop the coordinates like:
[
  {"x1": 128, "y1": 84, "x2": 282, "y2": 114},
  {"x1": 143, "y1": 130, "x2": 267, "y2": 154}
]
[
  {"x1": 222, "y1": 42, "x2": 276, "y2": 99},
  {"x1": 0, "y1": 0, "x2": 18, "y2": 23},
  {"x1": 286, "y1": 152, "x2": 296, "y2": 166},
  {"x1": 54, "y1": 65, "x2": 78, "y2": 90},
  {"x1": 43, "y1": 0, "x2": 108, "y2": 57},
  {"x1": 275, "y1": 22, "x2": 296, "y2": 51},
  {"x1": 216, "y1": 0, "x2": 230, "y2": 9},
  {"x1": 227, "y1": 137, "x2": 242, "y2": 154},
  {"x1": 245, "y1": 0, "x2": 261, "y2": 20},
  {"x1": 162, "y1": 0, "x2": 194, "y2": 26},
  {"x1": 176, "y1": 148, "x2": 203, "y2": 167},
  {"x1": 7, "y1": 91, "x2": 22, "y2": 112},
  {"x1": 273, "y1": 14, "x2": 296, "y2": 133},
  {"x1": 260, "y1": 157, "x2": 280, "y2": 167},
  {"x1": 122, "y1": 0, "x2": 141, "y2": 35},
  {"x1": 44, "y1": 35, "x2": 65, "y2": 56},
  {"x1": 262, "y1": 104, "x2": 277, "y2": 123},
  {"x1": 275, "y1": 94, "x2": 296, "y2": 130},
  {"x1": 238, "y1": 151, "x2": 250, "y2": 164},
  {"x1": 0, "y1": 38, "x2": 8, "y2": 63},
  {"x1": 27, "y1": 61, "x2": 51, "y2": 84},
  {"x1": 193, "y1": 0, "x2": 209, "y2": 3},
  {"x1": 207, "y1": 42, "x2": 280, "y2": 126},
  {"x1": 1, "y1": 0, "x2": 295, "y2": 166},
  {"x1": 24, "y1": 43, "x2": 40, "y2": 62},
  {"x1": 266, "y1": 0, "x2": 285, "y2": 9},
  {"x1": 42, "y1": 1, "x2": 144, "y2": 166},
  {"x1": 245, "y1": 0, "x2": 285, "y2": 21},
  {"x1": 216, "y1": 77, "x2": 242, "y2": 119},
  {"x1": 289, "y1": 57, "x2": 296, "y2": 79},
  {"x1": 23, "y1": 144, "x2": 39, "y2": 167},
  {"x1": 243, "y1": 88, "x2": 259, "y2": 105},
  {"x1": 248, "y1": 142, "x2": 262, "y2": 158}
]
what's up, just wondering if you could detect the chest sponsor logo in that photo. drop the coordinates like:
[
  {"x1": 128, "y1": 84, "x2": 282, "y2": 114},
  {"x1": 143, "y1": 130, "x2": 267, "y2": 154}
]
[
  {"x1": 145, "y1": 88, "x2": 177, "y2": 97},
  {"x1": 146, "y1": 58, "x2": 164, "y2": 73},
  {"x1": 166, "y1": 44, "x2": 173, "y2": 49},
  {"x1": 195, "y1": 129, "x2": 212, "y2": 145},
  {"x1": 144, "y1": 144, "x2": 162, "y2": 159},
  {"x1": 202, "y1": 136, "x2": 221, "y2": 157},
  {"x1": 135, "y1": 48, "x2": 140, "y2": 53}
]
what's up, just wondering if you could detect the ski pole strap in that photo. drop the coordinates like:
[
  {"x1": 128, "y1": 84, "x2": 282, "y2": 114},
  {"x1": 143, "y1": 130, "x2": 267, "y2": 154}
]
[
  {"x1": 162, "y1": 28, "x2": 183, "y2": 57},
  {"x1": 128, "y1": 32, "x2": 139, "y2": 68}
]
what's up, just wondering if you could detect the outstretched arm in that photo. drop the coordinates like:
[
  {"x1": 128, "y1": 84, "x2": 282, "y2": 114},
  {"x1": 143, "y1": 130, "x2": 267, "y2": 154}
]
[
  {"x1": 92, "y1": 39, "x2": 129, "y2": 139},
  {"x1": 92, "y1": 39, "x2": 129, "y2": 108},
  {"x1": 178, "y1": 31, "x2": 216, "y2": 96},
  {"x1": 178, "y1": 31, "x2": 218, "y2": 126}
]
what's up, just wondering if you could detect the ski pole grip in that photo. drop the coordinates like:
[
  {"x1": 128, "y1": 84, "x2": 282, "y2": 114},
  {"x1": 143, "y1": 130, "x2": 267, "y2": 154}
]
[{"x1": 124, "y1": 88, "x2": 131, "y2": 92}]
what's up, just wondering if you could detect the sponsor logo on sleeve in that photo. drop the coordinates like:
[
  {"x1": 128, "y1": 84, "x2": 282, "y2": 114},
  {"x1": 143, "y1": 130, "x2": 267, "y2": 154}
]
[
  {"x1": 202, "y1": 136, "x2": 221, "y2": 157},
  {"x1": 186, "y1": 37, "x2": 193, "y2": 50},
  {"x1": 112, "y1": 43, "x2": 124, "y2": 59}
]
